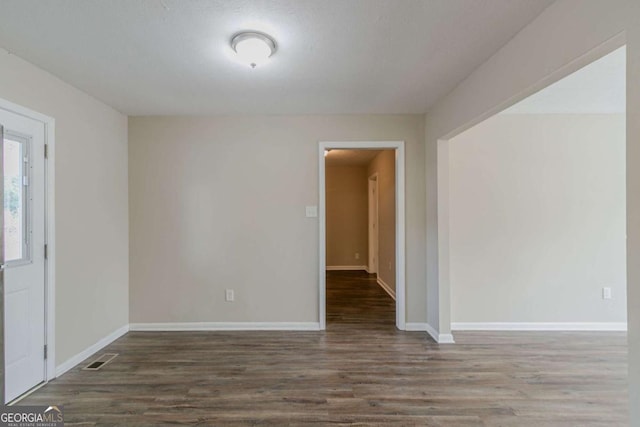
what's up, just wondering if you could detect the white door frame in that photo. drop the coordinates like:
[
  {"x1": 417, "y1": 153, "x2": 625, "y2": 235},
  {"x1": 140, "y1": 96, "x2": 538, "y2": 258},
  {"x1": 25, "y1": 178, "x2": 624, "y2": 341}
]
[
  {"x1": 318, "y1": 141, "x2": 406, "y2": 330},
  {"x1": 0, "y1": 98, "x2": 56, "y2": 385},
  {"x1": 367, "y1": 173, "x2": 379, "y2": 274}
]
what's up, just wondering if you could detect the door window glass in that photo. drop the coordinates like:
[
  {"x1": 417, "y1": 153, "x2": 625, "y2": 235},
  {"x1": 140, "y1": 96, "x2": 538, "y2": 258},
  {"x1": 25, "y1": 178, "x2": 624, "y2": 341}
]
[{"x1": 3, "y1": 133, "x2": 30, "y2": 263}]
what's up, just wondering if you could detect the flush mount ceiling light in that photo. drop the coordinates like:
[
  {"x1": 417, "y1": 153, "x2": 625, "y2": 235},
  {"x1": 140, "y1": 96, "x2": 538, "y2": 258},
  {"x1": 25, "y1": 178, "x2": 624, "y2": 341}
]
[{"x1": 231, "y1": 31, "x2": 277, "y2": 68}]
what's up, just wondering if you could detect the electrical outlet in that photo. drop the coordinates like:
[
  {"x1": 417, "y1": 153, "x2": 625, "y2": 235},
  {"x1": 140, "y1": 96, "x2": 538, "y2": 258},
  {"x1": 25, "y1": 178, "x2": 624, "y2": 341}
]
[
  {"x1": 602, "y1": 287, "x2": 612, "y2": 300},
  {"x1": 388, "y1": 262, "x2": 392, "y2": 271},
  {"x1": 355, "y1": 252, "x2": 360, "y2": 260},
  {"x1": 225, "y1": 289, "x2": 235, "y2": 302}
]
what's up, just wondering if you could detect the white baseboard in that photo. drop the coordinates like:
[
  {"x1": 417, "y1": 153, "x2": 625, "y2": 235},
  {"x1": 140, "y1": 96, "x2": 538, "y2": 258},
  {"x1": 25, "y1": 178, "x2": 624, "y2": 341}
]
[
  {"x1": 56, "y1": 324, "x2": 129, "y2": 377},
  {"x1": 376, "y1": 277, "x2": 396, "y2": 300},
  {"x1": 405, "y1": 322, "x2": 455, "y2": 344},
  {"x1": 451, "y1": 322, "x2": 628, "y2": 331},
  {"x1": 326, "y1": 265, "x2": 368, "y2": 271},
  {"x1": 426, "y1": 323, "x2": 455, "y2": 343},
  {"x1": 129, "y1": 322, "x2": 321, "y2": 331},
  {"x1": 405, "y1": 322, "x2": 427, "y2": 331}
]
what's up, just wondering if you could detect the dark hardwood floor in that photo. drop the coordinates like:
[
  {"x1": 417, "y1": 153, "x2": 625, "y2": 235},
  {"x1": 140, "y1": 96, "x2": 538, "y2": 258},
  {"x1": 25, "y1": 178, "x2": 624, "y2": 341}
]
[
  {"x1": 326, "y1": 270, "x2": 395, "y2": 329},
  {"x1": 21, "y1": 271, "x2": 628, "y2": 425}
]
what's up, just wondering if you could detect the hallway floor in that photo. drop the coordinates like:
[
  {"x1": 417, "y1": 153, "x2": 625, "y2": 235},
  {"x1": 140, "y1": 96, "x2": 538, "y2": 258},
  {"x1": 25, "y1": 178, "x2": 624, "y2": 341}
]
[
  {"x1": 20, "y1": 271, "x2": 628, "y2": 425},
  {"x1": 326, "y1": 270, "x2": 395, "y2": 330}
]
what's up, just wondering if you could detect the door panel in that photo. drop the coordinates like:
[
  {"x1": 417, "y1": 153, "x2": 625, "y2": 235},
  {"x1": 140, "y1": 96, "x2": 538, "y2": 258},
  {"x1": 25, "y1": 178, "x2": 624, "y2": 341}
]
[
  {"x1": 4, "y1": 289, "x2": 29, "y2": 366},
  {"x1": 0, "y1": 109, "x2": 46, "y2": 403}
]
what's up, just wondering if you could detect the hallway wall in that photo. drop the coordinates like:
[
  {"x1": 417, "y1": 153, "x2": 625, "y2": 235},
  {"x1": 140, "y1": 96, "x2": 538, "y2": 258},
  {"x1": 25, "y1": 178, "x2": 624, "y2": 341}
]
[
  {"x1": 367, "y1": 151, "x2": 396, "y2": 293},
  {"x1": 325, "y1": 165, "x2": 368, "y2": 268}
]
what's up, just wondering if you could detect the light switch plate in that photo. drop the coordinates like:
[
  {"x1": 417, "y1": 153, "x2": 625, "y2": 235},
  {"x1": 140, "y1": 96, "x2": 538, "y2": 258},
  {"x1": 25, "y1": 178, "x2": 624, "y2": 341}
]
[{"x1": 306, "y1": 206, "x2": 318, "y2": 217}]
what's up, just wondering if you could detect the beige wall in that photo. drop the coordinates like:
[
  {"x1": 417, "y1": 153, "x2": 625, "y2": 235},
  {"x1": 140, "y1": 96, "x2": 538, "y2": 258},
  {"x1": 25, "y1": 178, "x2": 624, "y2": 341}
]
[
  {"x1": 325, "y1": 165, "x2": 368, "y2": 267},
  {"x1": 129, "y1": 115, "x2": 425, "y2": 324},
  {"x1": 449, "y1": 114, "x2": 626, "y2": 323},
  {"x1": 0, "y1": 49, "x2": 129, "y2": 365},
  {"x1": 367, "y1": 151, "x2": 396, "y2": 291},
  {"x1": 423, "y1": 0, "x2": 638, "y2": 419}
]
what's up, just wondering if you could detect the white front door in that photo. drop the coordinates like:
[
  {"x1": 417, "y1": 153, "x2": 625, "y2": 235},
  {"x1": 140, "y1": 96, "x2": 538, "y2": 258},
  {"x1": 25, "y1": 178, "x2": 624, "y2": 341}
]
[{"x1": 0, "y1": 108, "x2": 46, "y2": 403}]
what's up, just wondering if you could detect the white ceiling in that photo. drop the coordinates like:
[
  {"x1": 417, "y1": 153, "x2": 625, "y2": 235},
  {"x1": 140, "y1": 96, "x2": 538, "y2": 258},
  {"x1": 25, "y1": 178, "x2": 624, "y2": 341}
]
[
  {"x1": 0, "y1": 0, "x2": 555, "y2": 115},
  {"x1": 325, "y1": 149, "x2": 383, "y2": 166},
  {"x1": 502, "y1": 46, "x2": 626, "y2": 114}
]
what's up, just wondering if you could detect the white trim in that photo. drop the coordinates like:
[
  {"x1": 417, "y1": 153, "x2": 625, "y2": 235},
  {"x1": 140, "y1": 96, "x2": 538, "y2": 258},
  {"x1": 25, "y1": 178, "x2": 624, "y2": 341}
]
[
  {"x1": 436, "y1": 334, "x2": 455, "y2": 344},
  {"x1": 376, "y1": 277, "x2": 396, "y2": 300},
  {"x1": 319, "y1": 141, "x2": 406, "y2": 331},
  {"x1": 6, "y1": 382, "x2": 47, "y2": 406},
  {"x1": 319, "y1": 145, "x2": 327, "y2": 330},
  {"x1": 326, "y1": 265, "x2": 368, "y2": 271},
  {"x1": 0, "y1": 98, "x2": 56, "y2": 125},
  {"x1": 129, "y1": 322, "x2": 321, "y2": 331},
  {"x1": 405, "y1": 323, "x2": 455, "y2": 343},
  {"x1": 405, "y1": 322, "x2": 428, "y2": 331},
  {"x1": 451, "y1": 322, "x2": 628, "y2": 331},
  {"x1": 425, "y1": 323, "x2": 438, "y2": 341},
  {"x1": 0, "y1": 98, "x2": 56, "y2": 382},
  {"x1": 55, "y1": 324, "x2": 129, "y2": 377},
  {"x1": 44, "y1": 116, "x2": 55, "y2": 382},
  {"x1": 426, "y1": 323, "x2": 455, "y2": 343}
]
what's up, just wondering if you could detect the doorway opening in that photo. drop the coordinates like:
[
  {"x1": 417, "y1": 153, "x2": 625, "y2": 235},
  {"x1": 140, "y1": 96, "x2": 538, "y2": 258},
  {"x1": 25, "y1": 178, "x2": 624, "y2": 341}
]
[
  {"x1": 439, "y1": 44, "x2": 627, "y2": 336},
  {"x1": 318, "y1": 141, "x2": 405, "y2": 330},
  {"x1": 0, "y1": 98, "x2": 55, "y2": 404}
]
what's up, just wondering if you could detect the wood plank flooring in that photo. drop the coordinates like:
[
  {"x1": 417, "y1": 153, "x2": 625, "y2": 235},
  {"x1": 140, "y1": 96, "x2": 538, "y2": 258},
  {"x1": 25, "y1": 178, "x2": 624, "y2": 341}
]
[{"x1": 21, "y1": 271, "x2": 628, "y2": 425}]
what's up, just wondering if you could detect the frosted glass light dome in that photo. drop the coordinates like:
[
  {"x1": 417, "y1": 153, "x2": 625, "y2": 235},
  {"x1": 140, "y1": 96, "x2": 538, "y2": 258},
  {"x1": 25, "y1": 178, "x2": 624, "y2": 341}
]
[{"x1": 231, "y1": 32, "x2": 277, "y2": 68}]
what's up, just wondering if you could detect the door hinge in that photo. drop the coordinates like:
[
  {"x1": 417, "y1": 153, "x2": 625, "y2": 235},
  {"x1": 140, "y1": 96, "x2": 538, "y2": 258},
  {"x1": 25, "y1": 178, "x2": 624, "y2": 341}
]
[
  {"x1": 44, "y1": 244, "x2": 48, "y2": 260},
  {"x1": 44, "y1": 345, "x2": 48, "y2": 360},
  {"x1": 44, "y1": 144, "x2": 48, "y2": 159}
]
